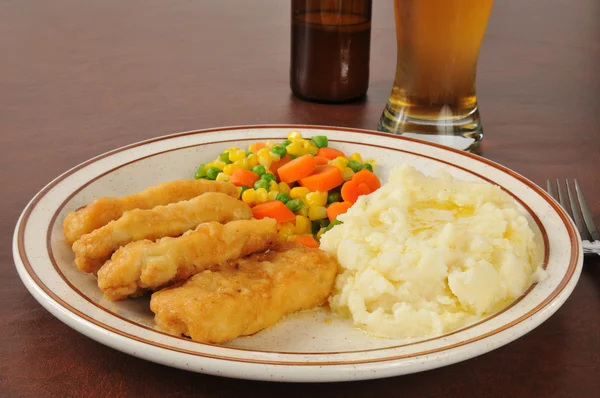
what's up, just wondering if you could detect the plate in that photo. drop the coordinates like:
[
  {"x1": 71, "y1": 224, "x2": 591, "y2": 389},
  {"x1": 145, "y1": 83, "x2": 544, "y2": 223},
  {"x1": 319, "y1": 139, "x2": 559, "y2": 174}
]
[{"x1": 13, "y1": 125, "x2": 583, "y2": 382}]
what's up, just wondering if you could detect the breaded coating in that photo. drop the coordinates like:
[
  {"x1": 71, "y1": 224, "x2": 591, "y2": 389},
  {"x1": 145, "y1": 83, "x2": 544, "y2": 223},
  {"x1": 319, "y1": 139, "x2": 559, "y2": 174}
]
[
  {"x1": 63, "y1": 179, "x2": 239, "y2": 245},
  {"x1": 97, "y1": 219, "x2": 279, "y2": 301},
  {"x1": 72, "y1": 192, "x2": 252, "y2": 273},
  {"x1": 149, "y1": 242, "x2": 339, "y2": 344}
]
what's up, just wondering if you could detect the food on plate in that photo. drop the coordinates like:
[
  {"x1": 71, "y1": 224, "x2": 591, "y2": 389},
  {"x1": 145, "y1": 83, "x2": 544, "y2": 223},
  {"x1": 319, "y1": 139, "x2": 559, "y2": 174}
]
[
  {"x1": 72, "y1": 192, "x2": 252, "y2": 273},
  {"x1": 193, "y1": 131, "x2": 379, "y2": 246},
  {"x1": 150, "y1": 242, "x2": 339, "y2": 344},
  {"x1": 97, "y1": 219, "x2": 278, "y2": 301},
  {"x1": 63, "y1": 131, "x2": 384, "y2": 344},
  {"x1": 63, "y1": 179, "x2": 239, "y2": 245},
  {"x1": 320, "y1": 164, "x2": 546, "y2": 339}
]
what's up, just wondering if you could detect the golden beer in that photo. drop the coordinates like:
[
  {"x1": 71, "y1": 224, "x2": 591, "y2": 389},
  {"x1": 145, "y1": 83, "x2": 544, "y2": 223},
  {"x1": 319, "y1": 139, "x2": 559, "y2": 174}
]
[{"x1": 378, "y1": 0, "x2": 493, "y2": 150}]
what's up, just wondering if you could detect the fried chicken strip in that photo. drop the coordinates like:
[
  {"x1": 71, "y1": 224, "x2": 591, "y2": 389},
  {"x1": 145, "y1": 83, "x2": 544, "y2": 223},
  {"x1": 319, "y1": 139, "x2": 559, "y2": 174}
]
[
  {"x1": 72, "y1": 192, "x2": 251, "y2": 273},
  {"x1": 63, "y1": 179, "x2": 239, "y2": 245},
  {"x1": 149, "y1": 242, "x2": 339, "y2": 344},
  {"x1": 97, "y1": 219, "x2": 279, "y2": 301}
]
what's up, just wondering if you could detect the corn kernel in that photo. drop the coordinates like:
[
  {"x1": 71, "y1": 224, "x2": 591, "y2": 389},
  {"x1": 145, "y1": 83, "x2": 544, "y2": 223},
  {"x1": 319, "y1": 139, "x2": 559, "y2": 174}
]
[
  {"x1": 342, "y1": 167, "x2": 355, "y2": 181},
  {"x1": 210, "y1": 160, "x2": 226, "y2": 170},
  {"x1": 296, "y1": 206, "x2": 308, "y2": 217},
  {"x1": 223, "y1": 164, "x2": 241, "y2": 175},
  {"x1": 242, "y1": 189, "x2": 256, "y2": 203},
  {"x1": 278, "y1": 222, "x2": 296, "y2": 241},
  {"x1": 303, "y1": 141, "x2": 318, "y2": 155},
  {"x1": 249, "y1": 144, "x2": 257, "y2": 153},
  {"x1": 308, "y1": 206, "x2": 328, "y2": 221},
  {"x1": 215, "y1": 172, "x2": 229, "y2": 182},
  {"x1": 257, "y1": 148, "x2": 273, "y2": 166},
  {"x1": 295, "y1": 215, "x2": 311, "y2": 235},
  {"x1": 269, "y1": 181, "x2": 279, "y2": 192},
  {"x1": 288, "y1": 131, "x2": 303, "y2": 141},
  {"x1": 278, "y1": 182, "x2": 291, "y2": 194},
  {"x1": 229, "y1": 149, "x2": 246, "y2": 162},
  {"x1": 336, "y1": 156, "x2": 349, "y2": 166},
  {"x1": 267, "y1": 191, "x2": 279, "y2": 201},
  {"x1": 255, "y1": 188, "x2": 268, "y2": 203},
  {"x1": 349, "y1": 153, "x2": 363, "y2": 163},
  {"x1": 286, "y1": 141, "x2": 304, "y2": 156},
  {"x1": 290, "y1": 187, "x2": 309, "y2": 199},
  {"x1": 233, "y1": 158, "x2": 248, "y2": 169},
  {"x1": 305, "y1": 191, "x2": 328, "y2": 208},
  {"x1": 265, "y1": 140, "x2": 276, "y2": 149},
  {"x1": 364, "y1": 158, "x2": 377, "y2": 168},
  {"x1": 246, "y1": 154, "x2": 258, "y2": 168},
  {"x1": 330, "y1": 156, "x2": 349, "y2": 170}
]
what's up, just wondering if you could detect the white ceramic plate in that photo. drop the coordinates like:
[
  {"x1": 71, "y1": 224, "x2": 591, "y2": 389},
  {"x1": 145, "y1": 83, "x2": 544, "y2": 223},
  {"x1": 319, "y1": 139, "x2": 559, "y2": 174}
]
[{"x1": 13, "y1": 125, "x2": 582, "y2": 382}]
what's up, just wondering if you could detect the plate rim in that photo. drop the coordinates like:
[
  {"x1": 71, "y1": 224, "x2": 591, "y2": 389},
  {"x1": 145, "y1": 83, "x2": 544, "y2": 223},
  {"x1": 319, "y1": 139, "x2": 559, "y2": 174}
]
[{"x1": 12, "y1": 124, "x2": 584, "y2": 379}]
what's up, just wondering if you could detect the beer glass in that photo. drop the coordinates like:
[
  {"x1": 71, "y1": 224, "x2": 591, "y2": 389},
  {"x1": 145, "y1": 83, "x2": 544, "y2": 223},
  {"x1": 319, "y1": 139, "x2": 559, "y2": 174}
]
[{"x1": 378, "y1": 0, "x2": 493, "y2": 151}]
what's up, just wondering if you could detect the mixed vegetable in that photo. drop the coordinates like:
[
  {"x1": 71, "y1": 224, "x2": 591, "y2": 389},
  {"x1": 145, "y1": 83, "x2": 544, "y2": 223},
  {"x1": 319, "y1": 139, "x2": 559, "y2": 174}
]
[{"x1": 193, "y1": 131, "x2": 381, "y2": 246}]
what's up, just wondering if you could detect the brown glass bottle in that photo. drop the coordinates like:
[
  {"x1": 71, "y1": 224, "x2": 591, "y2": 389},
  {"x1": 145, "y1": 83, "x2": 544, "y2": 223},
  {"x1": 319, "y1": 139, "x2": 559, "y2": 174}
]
[{"x1": 290, "y1": 0, "x2": 372, "y2": 103}]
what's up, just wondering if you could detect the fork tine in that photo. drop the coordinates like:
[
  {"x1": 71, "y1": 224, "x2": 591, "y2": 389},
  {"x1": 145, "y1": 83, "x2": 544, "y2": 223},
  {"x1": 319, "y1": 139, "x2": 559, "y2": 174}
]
[
  {"x1": 566, "y1": 179, "x2": 590, "y2": 240},
  {"x1": 546, "y1": 179, "x2": 555, "y2": 200},
  {"x1": 575, "y1": 179, "x2": 600, "y2": 241},
  {"x1": 556, "y1": 179, "x2": 571, "y2": 218}
]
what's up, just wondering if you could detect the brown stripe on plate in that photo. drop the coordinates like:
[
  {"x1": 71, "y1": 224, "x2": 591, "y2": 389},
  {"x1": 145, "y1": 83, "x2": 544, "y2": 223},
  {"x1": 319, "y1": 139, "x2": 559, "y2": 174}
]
[
  {"x1": 45, "y1": 137, "x2": 551, "y2": 354},
  {"x1": 17, "y1": 125, "x2": 579, "y2": 365}
]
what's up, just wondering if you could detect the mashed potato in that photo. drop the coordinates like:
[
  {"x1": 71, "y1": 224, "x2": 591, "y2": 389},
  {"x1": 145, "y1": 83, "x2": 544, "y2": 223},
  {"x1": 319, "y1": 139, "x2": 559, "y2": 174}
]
[{"x1": 320, "y1": 165, "x2": 546, "y2": 339}]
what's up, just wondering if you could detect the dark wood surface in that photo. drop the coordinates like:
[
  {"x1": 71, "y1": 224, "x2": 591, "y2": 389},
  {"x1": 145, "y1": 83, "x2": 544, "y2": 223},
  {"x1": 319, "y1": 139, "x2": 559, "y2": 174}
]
[{"x1": 1, "y1": 1, "x2": 599, "y2": 397}]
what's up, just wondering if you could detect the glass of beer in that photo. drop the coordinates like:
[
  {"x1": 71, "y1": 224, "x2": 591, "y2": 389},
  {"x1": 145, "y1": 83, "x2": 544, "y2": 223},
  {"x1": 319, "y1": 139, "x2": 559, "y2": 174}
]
[{"x1": 378, "y1": 0, "x2": 494, "y2": 151}]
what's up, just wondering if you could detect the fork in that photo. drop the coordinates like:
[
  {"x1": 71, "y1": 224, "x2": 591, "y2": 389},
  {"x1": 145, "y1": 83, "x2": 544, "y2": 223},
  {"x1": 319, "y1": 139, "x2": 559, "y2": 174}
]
[{"x1": 546, "y1": 179, "x2": 600, "y2": 256}]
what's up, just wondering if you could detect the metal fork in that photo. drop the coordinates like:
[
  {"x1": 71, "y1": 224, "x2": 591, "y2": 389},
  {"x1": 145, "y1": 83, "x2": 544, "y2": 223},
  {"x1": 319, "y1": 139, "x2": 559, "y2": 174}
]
[{"x1": 546, "y1": 179, "x2": 600, "y2": 256}]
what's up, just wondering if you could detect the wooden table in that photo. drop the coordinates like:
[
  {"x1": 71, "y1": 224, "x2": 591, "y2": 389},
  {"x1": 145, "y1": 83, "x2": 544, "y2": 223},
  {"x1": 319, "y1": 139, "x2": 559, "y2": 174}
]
[{"x1": 1, "y1": 0, "x2": 599, "y2": 396}]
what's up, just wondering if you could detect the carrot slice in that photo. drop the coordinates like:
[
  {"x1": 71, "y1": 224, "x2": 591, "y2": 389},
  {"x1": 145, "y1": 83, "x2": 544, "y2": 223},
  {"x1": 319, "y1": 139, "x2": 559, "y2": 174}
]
[
  {"x1": 295, "y1": 235, "x2": 319, "y2": 248},
  {"x1": 254, "y1": 142, "x2": 266, "y2": 151},
  {"x1": 341, "y1": 180, "x2": 359, "y2": 204},
  {"x1": 230, "y1": 168, "x2": 260, "y2": 187},
  {"x1": 314, "y1": 155, "x2": 329, "y2": 165},
  {"x1": 317, "y1": 147, "x2": 345, "y2": 160},
  {"x1": 251, "y1": 201, "x2": 296, "y2": 223},
  {"x1": 299, "y1": 165, "x2": 344, "y2": 192},
  {"x1": 356, "y1": 182, "x2": 371, "y2": 196},
  {"x1": 277, "y1": 154, "x2": 317, "y2": 183},
  {"x1": 270, "y1": 154, "x2": 292, "y2": 179},
  {"x1": 327, "y1": 201, "x2": 353, "y2": 222},
  {"x1": 352, "y1": 169, "x2": 381, "y2": 191}
]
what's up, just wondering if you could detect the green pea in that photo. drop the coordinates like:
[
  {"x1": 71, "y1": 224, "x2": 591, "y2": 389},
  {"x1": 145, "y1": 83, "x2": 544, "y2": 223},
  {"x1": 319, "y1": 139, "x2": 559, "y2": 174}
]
[
  {"x1": 285, "y1": 198, "x2": 304, "y2": 212},
  {"x1": 324, "y1": 219, "x2": 342, "y2": 232},
  {"x1": 288, "y1": 154, "x2": 297, "y2": 160},
  {"x1": 282, "y1": 140, "x2": 292, "y2": 147},
  {"x1": 327, "y1": 191, "x2": 342, "y2": 204},
  {"x1": 261, "y1": 173, "x2": 277, "y2": 182},
  {"x1": 246, "y1": 151, "x2": 253, "y2": 157},
  {"x1": 219, "y1": 152, "x2": 232, "y2": 164},
  {"x1": 363, "y1": 163, "x2": 373, "y2": 172},
  {"x1": 206, "y1": 167, "x2": 220, "y2": 180},
  {"x1": 311, "y1": 135, "x2": 328, "y2": 148},
  {"x1": 272, "y1": 145, "x2": 287, "y2": 158},
  {"x1": 347, "y1": 160, "x2": 363, "y2": 173},
  {"x1": 194, "y1": 165, "x2": 207, "y2": 180},
  {"x1": 252, "y1": 165, "x2": 266, "y2": 176},
  {"x1": 254, "y1": 179, "x2": 270, "y2": 190},
  {"x1": 276, "y1": 193, "x2": 291, "y2": 204}
]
